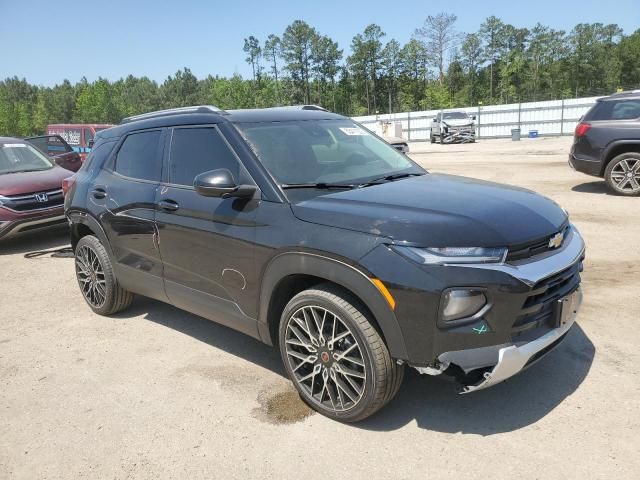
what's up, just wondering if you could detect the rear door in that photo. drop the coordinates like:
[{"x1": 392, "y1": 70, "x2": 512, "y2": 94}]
[
  {"x1": 25, "y1": 135, "x2": 82, "y2": 172},
  {"x1": 92, "y1": 128, "x2": 168, "y2": 301},
  {"x1": 155, "y1": 125, "x2": 260, "y2": 336}
]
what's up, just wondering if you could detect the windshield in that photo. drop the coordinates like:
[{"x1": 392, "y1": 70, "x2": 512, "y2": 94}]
[
  {"x1": 236, "y1": 119, "x2": 422, "y2": 185},
  {"x1": 442, "y1": 112, "x2": 469, "y2": 120},
  {"x1": 0, "y1": 143, "x2": 54, "y2": 174}
]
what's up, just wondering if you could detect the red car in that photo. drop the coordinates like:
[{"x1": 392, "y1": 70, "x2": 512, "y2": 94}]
[
  {"x1": 46, "y1": 123, "x2": 112, "y2": 161},
  {"x1": 0, "y1": 137, "x2": 70, "y2": 240}
]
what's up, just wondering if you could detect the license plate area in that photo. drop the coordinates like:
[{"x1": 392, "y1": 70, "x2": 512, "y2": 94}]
[{"x1": 554, "y1": 288, "x2": 582, "y2": 327}]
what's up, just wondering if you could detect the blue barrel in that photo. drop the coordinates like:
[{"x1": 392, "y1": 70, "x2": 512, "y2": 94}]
[{"x1": 528, "y1": 130, "x2": 539, "y2": 138}]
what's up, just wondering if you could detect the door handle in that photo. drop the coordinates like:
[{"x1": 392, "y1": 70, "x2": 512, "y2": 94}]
[
  {"x1": 158, "y1": 199, "x2": 179, "y2": 212},
  {"x1": 91, "y1": 188, "x2": 106, "y2": 199}
]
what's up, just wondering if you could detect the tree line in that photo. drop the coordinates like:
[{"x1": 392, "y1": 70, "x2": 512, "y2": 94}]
[{"x1": 1, "y1": 14, "x2": 639, "y2": 137}]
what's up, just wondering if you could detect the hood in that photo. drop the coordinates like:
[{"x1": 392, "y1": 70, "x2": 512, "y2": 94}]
[
  {"x1": 0, "y1": 166, "x2": 71, "y2": 196},
  {"x1": 291, "y1": 174, "x2": 567, "y2": 247},
  {"x1": 442, "y1": 118, "x2": 473, "y2": 127}
]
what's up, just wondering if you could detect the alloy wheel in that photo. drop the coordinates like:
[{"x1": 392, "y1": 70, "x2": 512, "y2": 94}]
[
  {"x1": 610, "y1": 158, "x2": 640, "y2": 193},
  {"x1": 75, "y1": 245, "x2": 107, "y2": 308},
  {"x1": 284, "y1": 305, "x2": 367, "y2": 413}
]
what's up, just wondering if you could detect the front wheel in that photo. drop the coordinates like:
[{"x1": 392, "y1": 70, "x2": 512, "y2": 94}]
[
  {"x1": 604, "y1": 153, "x2": 640, "y2": 196},
  {"x1": 278, "y1": 284, "x2": 404, "y2": 422}
]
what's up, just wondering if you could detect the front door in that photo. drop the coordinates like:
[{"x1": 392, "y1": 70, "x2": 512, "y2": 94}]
[{"x1": 155, "y1": 125, "x2": 260, "y2": 337}]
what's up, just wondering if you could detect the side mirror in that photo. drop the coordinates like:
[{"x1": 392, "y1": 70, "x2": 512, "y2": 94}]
[
  {"x1": 194, "y1": 169, "x2": 257, "y2": 199},
  {"x1": 472, "y1": 115, "x2": 477, "y2": 121},
  {"x1": 433, "y1": 118, "x2": 439, "y2": 123}
]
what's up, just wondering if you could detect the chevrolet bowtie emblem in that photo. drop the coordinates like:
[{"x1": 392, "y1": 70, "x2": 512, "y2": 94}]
[{"x1": 548, "y1": 231, "x2": 564, "y2": 249}]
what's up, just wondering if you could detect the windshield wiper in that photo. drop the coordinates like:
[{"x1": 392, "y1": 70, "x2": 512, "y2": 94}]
[
  {"x1": 359, "y1": 172, "x2": 425, "y2": 187},
  {"x1": 281, "y1": 182, "x2": 357, "y2": 190}
]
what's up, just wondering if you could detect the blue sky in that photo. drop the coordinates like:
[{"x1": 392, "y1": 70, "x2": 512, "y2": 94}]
[{"x1": 1, "y1": 0, "x2": 638, "y2": 86}]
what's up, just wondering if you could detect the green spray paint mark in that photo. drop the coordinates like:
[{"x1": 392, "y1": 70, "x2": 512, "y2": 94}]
[{"x1": 473, "y1": 324, "x2": 488, "y2": 334}]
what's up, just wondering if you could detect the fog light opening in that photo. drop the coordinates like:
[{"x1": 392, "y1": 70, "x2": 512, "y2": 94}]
[{"x1": 441, "y1": 289, "x2": 487, "y2": 323}]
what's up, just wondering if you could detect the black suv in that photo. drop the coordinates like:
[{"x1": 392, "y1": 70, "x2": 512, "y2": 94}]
[
  {"x1": 65, "y1": 105, "x2": 584, "y2": 422},
  {"x1": 570, "y1": 90, "x2": 640, "y2": 196}
]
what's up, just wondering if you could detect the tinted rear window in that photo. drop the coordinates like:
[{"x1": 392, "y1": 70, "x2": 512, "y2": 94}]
[
  {"x1": 586, "y1": 99, "x2": 640, "y2": 121},
  {"x1": 115, "y1": 130, "x2": 162, "y2": 181}
]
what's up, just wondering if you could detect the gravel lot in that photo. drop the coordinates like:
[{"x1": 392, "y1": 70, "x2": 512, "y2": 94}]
[{"x1": 1, "y1": 136, "x2": 639, "y2": 479}]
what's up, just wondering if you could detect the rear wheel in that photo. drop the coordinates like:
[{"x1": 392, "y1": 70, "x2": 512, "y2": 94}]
[
  {"x1": 74, "y1": 235, "x2": 133, "y2": 315},
  {"x1": 278, "y1": 284, "x2": 404, "y2": 422},
  {"x1": 604, "y1": 153, "x2": 640, "y2": 196}
]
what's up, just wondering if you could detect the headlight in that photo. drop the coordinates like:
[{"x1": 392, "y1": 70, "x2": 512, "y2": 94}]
[{"x1": 393, "y1": 246, "x2": 507, "y2": 265}]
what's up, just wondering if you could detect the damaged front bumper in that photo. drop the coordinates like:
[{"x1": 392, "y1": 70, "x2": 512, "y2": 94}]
[{"x1": 437, "y1": 287, "x2": 582, "y2": 393}]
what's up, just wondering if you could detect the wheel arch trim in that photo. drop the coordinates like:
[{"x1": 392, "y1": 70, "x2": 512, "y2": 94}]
[
  {"x1": 258, "y1": 251, "x2": 408, "y2": 360},
  {"x1": 67, "y1": 209, "x2": 114, "y2": 258},
  {"x1": 601, "y1": 140, "x2": 640, "y2": 174}
]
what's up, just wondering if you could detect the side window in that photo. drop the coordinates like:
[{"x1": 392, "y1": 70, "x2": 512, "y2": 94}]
[
  {"x1": 169, "y1": 127, "x2": 241, "y2": 187},
  {"x1": 63, "y1": 128, "x2": 82, "y2": 146},
  {"x1": 84, "y1": 128, "x2": 95, "y2": 146},
  {"x1": 611, "y1": 100, "x2": 640, "y2": 120},
  {"x1": 115, "y1": 130, "x2": 162, "y2": 181}
]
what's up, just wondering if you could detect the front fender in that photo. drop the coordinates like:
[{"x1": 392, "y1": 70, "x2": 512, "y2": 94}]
[{"x1": 257, "y1": 251, "x2": 408, "y2": 361}]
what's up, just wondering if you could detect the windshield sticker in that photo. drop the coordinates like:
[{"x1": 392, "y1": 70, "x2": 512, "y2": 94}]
[
  {"x1": 1, "y1": 143, "x2": 28, "y2": 148},
  {"x1": 339, "y1": 127, "x2": 368, "y2": 136}
]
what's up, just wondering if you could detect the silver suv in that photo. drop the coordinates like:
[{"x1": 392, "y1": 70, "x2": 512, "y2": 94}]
[{"x1": 430, "y1": 111, "x2": 476, "y2": 144}]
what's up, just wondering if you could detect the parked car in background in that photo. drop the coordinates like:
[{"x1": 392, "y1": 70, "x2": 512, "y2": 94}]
[
  {"x1": 46, "y1": 123, "x2": 113, "y2": 160},
  {"x1": 65, "y1": 105, "x2": 583, "y2": 422},
  {"x1": 430, "y1": 111, "x2": 476, "y2": 144},
  {"x1": 25, "y1": 134, "x2": 83, "y2": 172},
  {"x1": 569, "y1": 90, "x2": 640, "y2": 196},
  {"x1": 0, "y1": 137, "x2": 70, "y2": 240}
]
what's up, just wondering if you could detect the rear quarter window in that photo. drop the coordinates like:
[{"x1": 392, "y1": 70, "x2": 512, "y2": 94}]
[
  {"x1": 81, "y1": 139, "x2": 117, "y2": 173},
  {"x1": 586, "y1": 100, "x2": 640, "y2": 121}
]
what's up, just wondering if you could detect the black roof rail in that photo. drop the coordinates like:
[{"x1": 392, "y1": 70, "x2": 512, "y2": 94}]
[{"x1": 120, "y1": 105, "x2": 227, "y2": 124}]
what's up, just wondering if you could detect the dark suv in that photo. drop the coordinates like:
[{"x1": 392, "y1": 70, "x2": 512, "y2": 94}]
[
  {"x1": 65, "y1": 106, "x2": 585, "y2": 422},
  {"x1": 569, "y1": 90, "x2": 640, "y2": 196}
]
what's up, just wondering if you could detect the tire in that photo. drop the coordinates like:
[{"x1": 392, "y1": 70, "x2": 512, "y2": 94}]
[
  {"x1": 604, "y1": 152, "x2": 640, "y2": 196},
  {"x1": 430, "y1": 133, "x2": 436, "y2": 144},
  {"x1": 278, "y1": 283, "x2": 404, "y2": 423},
  {"x1": 74, "y1": 235, "x2": 134, "y2": 315}
]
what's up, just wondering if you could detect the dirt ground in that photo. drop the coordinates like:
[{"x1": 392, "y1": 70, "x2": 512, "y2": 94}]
[{"x1": 1, "y1": 136, "x2": 639, "y2": 479}]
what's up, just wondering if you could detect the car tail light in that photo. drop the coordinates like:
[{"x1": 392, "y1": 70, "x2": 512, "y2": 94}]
[
  {"x1": 574, "y1": 122, "x2": 591, "y2": 138},
  {"x1": 62, "y1": 175, "x2": 76, "y2": 196}
]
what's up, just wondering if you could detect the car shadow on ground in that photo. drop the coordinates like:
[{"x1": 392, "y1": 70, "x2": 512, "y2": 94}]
[
  {"x1": 118, "y1": 296, "x2": 594, "y2": 435},
  {"x1": 571, "y1": 181, "x2": 610, "y2": 195},
  {"x1": 0, "y1": 226, "x2": 70, "y2": 256},
  {"x1": 116, "y1": 296, "x2": 286, "y2": 376}
]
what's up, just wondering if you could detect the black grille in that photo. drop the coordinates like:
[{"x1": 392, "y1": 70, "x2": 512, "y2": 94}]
[
  {"x1": 507, "y1": 225, "x2": 569, "y2": 261},
  {"x1": 1, "y1": 189, "x2": 64, "y2": 212},
  {"x1": 512, "y1": 257, "x2": 583, "y2": 336}
]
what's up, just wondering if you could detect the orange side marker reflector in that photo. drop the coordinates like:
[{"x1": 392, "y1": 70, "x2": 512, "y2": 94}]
[{"x1": 371, "y1": 278, "x2": 396, "y2": 310}]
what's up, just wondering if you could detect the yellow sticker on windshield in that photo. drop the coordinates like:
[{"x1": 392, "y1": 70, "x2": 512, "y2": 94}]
[{"x1": 339, "y1": 127, "x2": 368, "y2": 136}]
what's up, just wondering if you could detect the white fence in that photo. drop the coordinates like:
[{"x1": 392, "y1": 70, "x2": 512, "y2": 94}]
[{"x1": 352, "y1": 96, "x2": 600, "y2": 141}]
